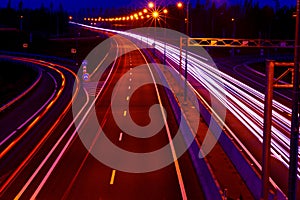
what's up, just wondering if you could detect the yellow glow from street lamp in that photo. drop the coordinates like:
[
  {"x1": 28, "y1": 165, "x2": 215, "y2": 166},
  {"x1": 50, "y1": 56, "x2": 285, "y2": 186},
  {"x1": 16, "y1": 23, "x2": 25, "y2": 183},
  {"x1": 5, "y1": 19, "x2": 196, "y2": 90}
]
[
  {"x1": 231, "y1": 18, "x2": 235, "y2": 22},
  {"x1": 177, "y1": 2, "x2": 183, "y2": 8},
  {"x1": 141, "y1": 16, "x2": 144, "y2": 19},
  {"x1": 163, "y1": 9, "x2": 168, "y2": 14},
  {"x1": 139, "y1": 12, "x2": 143, "y2": 16},
  {"x1": 148, "y1": 2, "x2": 154, "y2": 8},
  {"x1": 146, "y1": 14, "x2": 150, "y2": 18},
  {"x1": 152, "y1": 11, "x2": 159, "y2": 18},
  {"x1": 84, "y1": 18, "x2": 87, "y2": 21},
  {"x1": 130, "y1": 15, "x2": 134, "y2": 20},
  {"x1": 143, "y1": 9, "x2": 148, "y2": 13},
  {"x1": 134, "y1": 13, "x2": 138, "y2": 17}
]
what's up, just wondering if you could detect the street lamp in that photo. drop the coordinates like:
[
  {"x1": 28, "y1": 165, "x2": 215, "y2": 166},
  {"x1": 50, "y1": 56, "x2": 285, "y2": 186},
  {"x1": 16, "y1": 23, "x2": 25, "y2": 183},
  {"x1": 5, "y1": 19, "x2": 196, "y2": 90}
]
[
  {"x1": 20, "y1": 15, "x2": 23, "y2": 31},
  {"x1": 163, "y1": 9, "x2": 168, "y2": 28},
  {"x1": 177, "y1": 2, "x2": 183, "y2": 8},
  {"x1": 148, "y1": 2, "x2": 154, "y2": 9},
  {"x1": 163, "y1": 9, "x2": 168, "y2": 65},
  {"x1": 177, "y1": 1, "x2": 189, "y2": 35},
  {"x1": 177, "y1": 1, "x2": 190, "y2": 102},
  {"x1": 152, "y1": 11, "x2": 159, "y2": 18},
  {"x1": 163, "y1": 8, "x2": 168, "y2": 15}
]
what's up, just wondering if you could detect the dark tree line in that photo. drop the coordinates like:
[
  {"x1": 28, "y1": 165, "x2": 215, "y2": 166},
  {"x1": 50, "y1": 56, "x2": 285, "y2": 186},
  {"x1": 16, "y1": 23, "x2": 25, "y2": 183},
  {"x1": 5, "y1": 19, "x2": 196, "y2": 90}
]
[
  {"x1": 169, "y1": 0, "x2": 296, "y2": 39},
  {"x1": 80, "y1": 0, "x2": 295, "y2": 40},
  {"x1": 0, "y1": 1, "x2": 68, "y2": 36},
  {"x1": 0, "y1": 0, "x2": 296, "y2": 40}
]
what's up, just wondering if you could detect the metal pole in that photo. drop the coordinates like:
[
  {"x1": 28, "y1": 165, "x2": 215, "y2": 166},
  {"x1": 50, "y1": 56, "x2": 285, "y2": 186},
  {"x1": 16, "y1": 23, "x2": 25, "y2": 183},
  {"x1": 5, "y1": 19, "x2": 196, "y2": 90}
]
[
  {"x1": 231, "y1": 18, "x2": 236, "y2": 57},
  {"x1": 154, "y1": 13, "x2": 156, "y2": 56},
  {"x1": 184, "y1": 38, "x2": 188, "y2": 102},
  {"x1": 261, "y1": 60, "x2": 274, "y2": 200},
  {"x1": 20, "y1": 16, "x2": 23, "y2": 31},
  {"x1": 179, "y1": 37, "x2": 182, "y2": 74},
  {"x1": 184, "y1": 0, "x2": 189, "y2": 102},
  {"x1": 185, "y1": 37, "x2": 188, "y2": 80},
  {"x1": 186, "y1": 0, "x2": 189, "y2": 36},
  {"x1": 288, "y1": 0, "x2": 300, "y2": 199},
  {"x1": 164, "y1": 13, "x2": 166, "y2": 65}
]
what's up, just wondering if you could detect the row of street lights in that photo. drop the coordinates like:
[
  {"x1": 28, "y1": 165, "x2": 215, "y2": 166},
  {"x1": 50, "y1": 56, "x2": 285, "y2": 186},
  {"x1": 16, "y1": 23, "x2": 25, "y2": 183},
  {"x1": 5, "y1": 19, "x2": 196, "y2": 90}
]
[{"x1": 82, "y1": 1, "x2": 189, "y2": 35}]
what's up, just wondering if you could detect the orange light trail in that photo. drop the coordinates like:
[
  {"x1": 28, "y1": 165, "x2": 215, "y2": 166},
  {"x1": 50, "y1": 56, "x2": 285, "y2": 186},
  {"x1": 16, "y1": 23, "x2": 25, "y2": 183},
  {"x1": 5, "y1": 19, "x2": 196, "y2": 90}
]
[{"x1": 0, "y1": 56, "x2": 80, "y2": 194}]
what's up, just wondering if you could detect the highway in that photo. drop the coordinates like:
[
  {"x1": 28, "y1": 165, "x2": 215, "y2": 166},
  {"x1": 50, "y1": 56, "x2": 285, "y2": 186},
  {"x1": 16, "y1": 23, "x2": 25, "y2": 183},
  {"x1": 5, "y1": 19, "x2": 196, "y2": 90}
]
[
  {"x1": 0, "y1": 28, "x2": 258, "y2": 199},
  {"x1": 0, "y1": 35, "x2": 205, "y2": 199},
  {"x1": 0, "y1": 22, "x2": 297, "y2": 199},
  {"x1": 69, "y1": 22, "x2": 298, "y2": 196}
]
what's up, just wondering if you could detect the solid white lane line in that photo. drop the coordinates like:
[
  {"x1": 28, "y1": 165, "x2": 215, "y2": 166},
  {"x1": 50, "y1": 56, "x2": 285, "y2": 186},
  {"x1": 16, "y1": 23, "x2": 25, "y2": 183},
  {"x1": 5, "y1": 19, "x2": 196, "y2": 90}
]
[
  {"x1": 123, "y1": 110, "x2": 127, "y2": 117},
  {"x1": 110, "y1": 170, "x2": 116, "y2": 185},
  {"x1": 128, "y1": 86, "x2": 131, "y2": 90},
  {"x1": 126, "y1": 96, "x2": 129, "y2": 101}
]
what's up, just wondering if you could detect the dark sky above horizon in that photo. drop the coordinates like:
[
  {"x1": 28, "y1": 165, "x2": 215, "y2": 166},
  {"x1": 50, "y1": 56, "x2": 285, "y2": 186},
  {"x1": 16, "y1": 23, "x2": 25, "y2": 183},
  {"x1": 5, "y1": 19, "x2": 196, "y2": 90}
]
[{"x1": 2, "y1": 0, "x2": 296, "y2": 12}]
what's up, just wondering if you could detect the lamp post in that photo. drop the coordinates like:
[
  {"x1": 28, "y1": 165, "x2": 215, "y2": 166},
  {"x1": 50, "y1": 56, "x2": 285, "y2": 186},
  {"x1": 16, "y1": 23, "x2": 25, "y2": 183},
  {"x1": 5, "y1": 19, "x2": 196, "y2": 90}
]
[
  {"x1": 20, "y1": 15, "x2": 23, "y2": 31},
  {"x1": 177, "y1": 1, "x2": 190, "y2": 102},
  {"x1": 177, "y1": 1, "x2": 189, "y2": 36},
  {"x1": 177, "y1": 1, "x2": 189, "y2": 78},
  {"x1": 148, "y1": 2, "x2": 154, "y2": 9},
  {"x1": 149, "y1": 2, "x2": 158, "y2": 54},
  {"x1": 231, "y1": 17, "x2": 236, "y2": 56},
  {"x1": 163, "y1": 8, "x2": 168, "y2": 65}
]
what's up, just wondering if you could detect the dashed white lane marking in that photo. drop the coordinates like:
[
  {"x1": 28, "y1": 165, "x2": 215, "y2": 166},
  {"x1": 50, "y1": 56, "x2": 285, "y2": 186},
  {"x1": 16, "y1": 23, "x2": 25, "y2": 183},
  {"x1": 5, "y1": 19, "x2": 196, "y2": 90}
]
[{"x1": 119, "y1": 132, "x2": 123, "y2": 141}]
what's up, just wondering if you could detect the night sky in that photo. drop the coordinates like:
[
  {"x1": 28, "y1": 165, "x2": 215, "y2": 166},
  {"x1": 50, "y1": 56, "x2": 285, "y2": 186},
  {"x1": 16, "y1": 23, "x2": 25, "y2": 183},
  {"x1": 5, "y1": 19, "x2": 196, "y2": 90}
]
[{"x1": 2, "y1": 0, "x2": 296, "y2": 11}]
